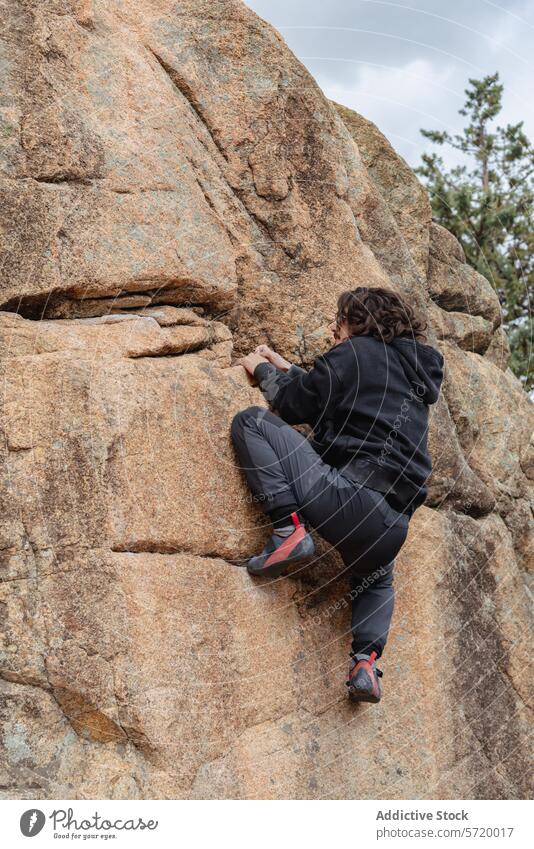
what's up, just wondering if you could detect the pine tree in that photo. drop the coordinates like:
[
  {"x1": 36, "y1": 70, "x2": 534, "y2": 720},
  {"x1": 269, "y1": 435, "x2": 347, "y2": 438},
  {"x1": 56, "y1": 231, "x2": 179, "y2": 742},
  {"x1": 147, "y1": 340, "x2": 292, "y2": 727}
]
[{"x1": 416, "y1": 73, "x2": 533, "y2": 392}]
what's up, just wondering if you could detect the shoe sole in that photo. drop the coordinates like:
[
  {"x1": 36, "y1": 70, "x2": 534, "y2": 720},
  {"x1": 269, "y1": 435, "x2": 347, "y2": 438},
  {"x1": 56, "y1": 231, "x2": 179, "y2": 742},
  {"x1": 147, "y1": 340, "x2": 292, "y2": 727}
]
[
  {"x1": 347, "y1": 687, "x2": 381, "y2": 704},
  {"x1": 247, "y1": 552, "x2": 314, "y2": 578}
]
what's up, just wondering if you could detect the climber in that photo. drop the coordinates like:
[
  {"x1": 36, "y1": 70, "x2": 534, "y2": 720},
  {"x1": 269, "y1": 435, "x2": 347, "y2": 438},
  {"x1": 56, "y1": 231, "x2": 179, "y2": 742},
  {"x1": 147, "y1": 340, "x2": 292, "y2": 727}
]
[{"x1": 231, "y1": 287, "x2": 444, "y2": 703}]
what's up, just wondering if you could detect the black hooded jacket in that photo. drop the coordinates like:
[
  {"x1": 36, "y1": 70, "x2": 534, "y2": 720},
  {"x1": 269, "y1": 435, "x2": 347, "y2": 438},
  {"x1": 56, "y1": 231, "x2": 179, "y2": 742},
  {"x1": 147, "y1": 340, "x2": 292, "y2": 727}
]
[{"x1": 253, "y1": 333, "x2": 444, "y2": 505}]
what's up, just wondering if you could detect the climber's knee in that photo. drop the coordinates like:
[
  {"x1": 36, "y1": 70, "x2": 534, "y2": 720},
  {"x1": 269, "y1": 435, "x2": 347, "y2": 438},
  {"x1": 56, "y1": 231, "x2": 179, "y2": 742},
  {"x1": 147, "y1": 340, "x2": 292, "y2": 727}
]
[{"x1": 231, "y1": 405, "x2": 263, "y2": 441}]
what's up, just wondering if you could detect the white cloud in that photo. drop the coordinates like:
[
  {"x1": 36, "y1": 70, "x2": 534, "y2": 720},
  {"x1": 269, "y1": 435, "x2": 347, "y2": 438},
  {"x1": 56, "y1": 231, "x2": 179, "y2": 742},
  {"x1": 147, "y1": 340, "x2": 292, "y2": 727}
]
[{"x1": 320, "y1": 59, "x2": 462, "y2": 166}]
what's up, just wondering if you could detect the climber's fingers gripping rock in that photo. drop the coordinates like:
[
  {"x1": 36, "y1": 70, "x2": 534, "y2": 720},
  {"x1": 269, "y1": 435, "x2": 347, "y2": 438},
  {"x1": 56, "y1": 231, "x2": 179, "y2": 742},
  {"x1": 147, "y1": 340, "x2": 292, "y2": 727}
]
[
  {"x1": 254, "y1": 345, "x2": 292, "y2": 372},
  {"x1": 235, "y1": 352, "x2": 269, "y2": 382},
  {"x1": 254, "y1": 344, "x2": 273, "y2": 358}
]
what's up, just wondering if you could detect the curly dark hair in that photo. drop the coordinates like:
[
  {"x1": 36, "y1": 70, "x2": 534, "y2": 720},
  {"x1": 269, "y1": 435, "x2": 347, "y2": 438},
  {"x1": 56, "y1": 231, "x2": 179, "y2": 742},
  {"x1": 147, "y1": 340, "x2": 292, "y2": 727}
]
[{"x1": 335, "y1": 286, "x2": 428, "y2": 344}]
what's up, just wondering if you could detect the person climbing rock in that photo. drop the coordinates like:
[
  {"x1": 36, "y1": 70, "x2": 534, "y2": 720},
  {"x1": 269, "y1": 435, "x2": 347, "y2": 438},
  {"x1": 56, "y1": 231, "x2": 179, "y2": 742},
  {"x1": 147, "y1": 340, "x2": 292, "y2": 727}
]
[{"x1": 231, "y1": 287, "x2": 444, "y2": 703}]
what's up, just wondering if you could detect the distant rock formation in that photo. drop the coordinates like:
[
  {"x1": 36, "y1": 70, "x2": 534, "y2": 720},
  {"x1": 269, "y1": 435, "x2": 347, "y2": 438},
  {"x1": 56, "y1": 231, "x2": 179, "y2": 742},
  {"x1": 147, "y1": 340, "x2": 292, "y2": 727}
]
[{"x1": 0, "y1": 0, "x2": 532, "y2": 799}]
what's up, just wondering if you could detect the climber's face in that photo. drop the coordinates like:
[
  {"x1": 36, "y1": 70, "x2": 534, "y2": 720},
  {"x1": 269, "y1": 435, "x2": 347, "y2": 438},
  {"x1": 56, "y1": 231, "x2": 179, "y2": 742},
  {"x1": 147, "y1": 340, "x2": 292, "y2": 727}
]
[{"x1": 329, "y1": 313, "x2": 351, "y2": 345}]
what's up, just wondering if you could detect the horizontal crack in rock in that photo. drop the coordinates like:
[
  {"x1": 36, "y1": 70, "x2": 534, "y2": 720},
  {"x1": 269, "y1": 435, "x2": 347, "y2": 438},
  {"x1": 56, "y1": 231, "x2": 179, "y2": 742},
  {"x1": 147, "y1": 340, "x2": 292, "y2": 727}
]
[{"x1": 109, "y1": 545, "x2": 235, "y2": 561}]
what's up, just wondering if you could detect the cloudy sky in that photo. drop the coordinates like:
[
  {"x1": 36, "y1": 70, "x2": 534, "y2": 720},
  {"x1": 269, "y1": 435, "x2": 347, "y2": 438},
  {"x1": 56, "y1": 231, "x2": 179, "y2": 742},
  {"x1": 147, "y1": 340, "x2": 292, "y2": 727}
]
[{"x1": 244, "y1": 0, "x2": 534, "y2": 168}]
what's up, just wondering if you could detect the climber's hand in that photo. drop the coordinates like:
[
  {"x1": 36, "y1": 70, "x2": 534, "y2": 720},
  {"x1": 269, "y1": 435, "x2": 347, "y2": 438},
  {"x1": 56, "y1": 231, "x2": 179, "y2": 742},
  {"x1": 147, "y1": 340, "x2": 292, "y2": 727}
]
[
  {"x1": 254, "y1": 345, "x2": 292, "y2": 372},
  {"x1": 236, "y1": 352, "x2": 269, "y2": 377}
]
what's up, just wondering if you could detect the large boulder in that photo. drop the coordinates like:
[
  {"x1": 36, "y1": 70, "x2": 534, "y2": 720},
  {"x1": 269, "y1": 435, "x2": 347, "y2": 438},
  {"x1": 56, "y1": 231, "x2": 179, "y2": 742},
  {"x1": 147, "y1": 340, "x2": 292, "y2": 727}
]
[{"x1": 1, "y1": 0, "x2": 532, "y2": 799}]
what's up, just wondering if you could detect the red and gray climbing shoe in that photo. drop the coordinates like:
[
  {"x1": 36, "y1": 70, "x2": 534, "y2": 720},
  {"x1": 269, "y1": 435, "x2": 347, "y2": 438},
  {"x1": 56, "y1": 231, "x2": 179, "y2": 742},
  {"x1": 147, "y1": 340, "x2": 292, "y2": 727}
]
[
  {"x1": 245, "y1": 512, "x2": 315, "y2": 578},
  {"x1": 346, "y1": 651, "x2": 383, "y2": 703}
]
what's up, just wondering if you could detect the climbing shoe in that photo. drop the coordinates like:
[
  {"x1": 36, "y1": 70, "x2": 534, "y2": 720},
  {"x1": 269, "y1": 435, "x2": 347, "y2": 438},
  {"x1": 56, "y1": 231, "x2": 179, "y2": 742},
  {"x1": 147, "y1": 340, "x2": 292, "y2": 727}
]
[
  {"x1": 346, "y1": 650, "x2": 383, "y2": 703},
  {"x1": 245, "y1": 511, "x2": 315, "y2": 578}
]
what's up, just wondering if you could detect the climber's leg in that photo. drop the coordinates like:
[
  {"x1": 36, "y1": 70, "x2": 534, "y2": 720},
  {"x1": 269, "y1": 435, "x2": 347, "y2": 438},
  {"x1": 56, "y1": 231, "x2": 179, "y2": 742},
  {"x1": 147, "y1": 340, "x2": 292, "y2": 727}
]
[
  {"x1": 230, "y1": 405, "x2": 346, "y2": 575},
  {"x1": 230, "y1": 404, "x2": 343, "y2": 527},
  {"x1": 230, "y1": 405, "x2": 303, "y2": 517},
  {"x1": 348, "y1": 559, "x2": 395, "y2": 659},
  {"x1": 329, "y1": 488, "x2": 408, "y2": 702},
  {"x1": 345, "y1": 565, "x2": 394, "y2": 703}
]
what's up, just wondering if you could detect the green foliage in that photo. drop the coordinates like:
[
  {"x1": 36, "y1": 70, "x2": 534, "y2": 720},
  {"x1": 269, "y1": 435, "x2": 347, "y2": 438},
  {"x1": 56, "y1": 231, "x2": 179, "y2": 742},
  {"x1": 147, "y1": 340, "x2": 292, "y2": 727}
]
[{"x1": 416, "y1": 73, "x2": 533, "y2": 392}]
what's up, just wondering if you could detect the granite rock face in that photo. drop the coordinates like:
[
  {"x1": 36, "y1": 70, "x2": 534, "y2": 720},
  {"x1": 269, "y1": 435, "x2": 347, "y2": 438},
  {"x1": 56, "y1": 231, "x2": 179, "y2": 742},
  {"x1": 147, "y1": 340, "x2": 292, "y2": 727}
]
[{"x1": 0, "y1": 0, "x2": 532, "y2": 799}]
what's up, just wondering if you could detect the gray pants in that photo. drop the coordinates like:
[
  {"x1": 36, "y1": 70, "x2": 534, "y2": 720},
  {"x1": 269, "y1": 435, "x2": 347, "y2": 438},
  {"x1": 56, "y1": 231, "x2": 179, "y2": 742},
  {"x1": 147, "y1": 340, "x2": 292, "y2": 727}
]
[{"x1": 231, "y1": 405, "x2": 410, "y2": 657}]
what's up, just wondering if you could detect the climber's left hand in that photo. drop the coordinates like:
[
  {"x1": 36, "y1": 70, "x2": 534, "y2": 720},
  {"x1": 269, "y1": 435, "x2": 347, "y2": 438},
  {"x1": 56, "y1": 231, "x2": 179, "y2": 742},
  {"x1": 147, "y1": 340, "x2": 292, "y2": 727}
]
[{"x1": 236, "y1": 352, "x2": 269, "y2": 376}]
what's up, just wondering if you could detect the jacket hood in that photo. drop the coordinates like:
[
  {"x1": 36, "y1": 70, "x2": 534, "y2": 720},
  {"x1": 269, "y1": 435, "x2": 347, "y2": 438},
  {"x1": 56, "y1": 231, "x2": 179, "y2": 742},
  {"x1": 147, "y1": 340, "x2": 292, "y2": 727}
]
[{"x1": 390, "y1": 337, "x2": 444, "y2": 404}]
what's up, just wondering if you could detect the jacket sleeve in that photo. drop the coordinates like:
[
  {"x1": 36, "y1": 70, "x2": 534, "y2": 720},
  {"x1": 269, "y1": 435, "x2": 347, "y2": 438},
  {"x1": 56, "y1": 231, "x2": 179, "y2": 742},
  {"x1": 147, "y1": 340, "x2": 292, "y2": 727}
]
[{"x1": 253, "y1": 353, "x2": 343, "y2": 426}]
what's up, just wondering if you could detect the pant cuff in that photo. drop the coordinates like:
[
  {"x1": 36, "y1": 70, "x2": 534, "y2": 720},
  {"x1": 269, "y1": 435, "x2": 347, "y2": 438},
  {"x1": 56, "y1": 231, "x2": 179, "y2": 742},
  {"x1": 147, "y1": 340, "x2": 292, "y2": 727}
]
[
  {"x1": 351, "y1": 640, "x2": 383, "y2": 659},
  {"x1": 260, "y1": 491, "x2": 299, "y2": 513}
]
